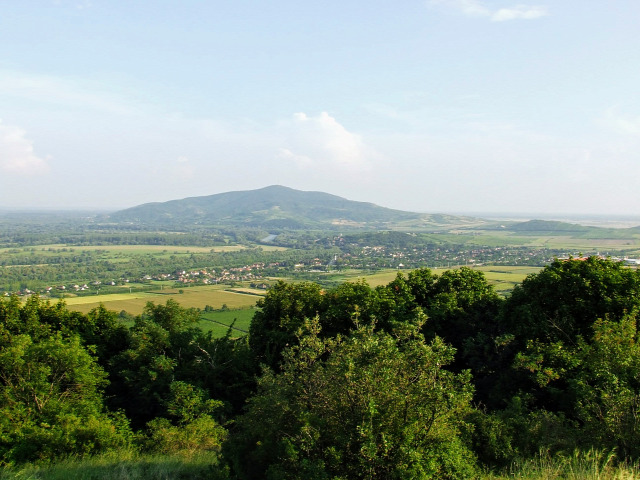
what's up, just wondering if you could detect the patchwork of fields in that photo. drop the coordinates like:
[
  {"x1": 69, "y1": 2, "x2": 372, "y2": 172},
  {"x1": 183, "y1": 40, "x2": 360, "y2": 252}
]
[
  {"x1": 65, "y1": 284, "x2": 262, "y2": 314},
  {"x1": 64, "y1": 266, "x2": 539, "y2": 329}
]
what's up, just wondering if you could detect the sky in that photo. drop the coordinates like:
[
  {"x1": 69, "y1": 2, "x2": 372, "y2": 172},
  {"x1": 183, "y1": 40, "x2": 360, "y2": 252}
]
[{"x1": 1, "y1": 1, "x2": 639, "y2": 215}]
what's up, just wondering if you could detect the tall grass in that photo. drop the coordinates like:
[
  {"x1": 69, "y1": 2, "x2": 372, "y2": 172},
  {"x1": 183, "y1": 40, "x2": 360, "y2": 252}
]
[
  {"x1": 0, "y1": 452, "x2": 228, "y2": 480},
  {"x1": 4, "y1": 449, "x2": 640, "y2": 479},
  {"x1": 485, "y1": 449, "x2": 640, "y2": 480}
]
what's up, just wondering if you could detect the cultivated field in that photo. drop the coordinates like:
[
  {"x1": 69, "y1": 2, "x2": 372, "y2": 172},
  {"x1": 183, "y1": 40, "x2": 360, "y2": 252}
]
[
  {"x1": 65, "y1": 284, "x2": 262, "y2": 315},
  {"x1": 200, "y1": 308, "x2": 254, "y2": 336}
]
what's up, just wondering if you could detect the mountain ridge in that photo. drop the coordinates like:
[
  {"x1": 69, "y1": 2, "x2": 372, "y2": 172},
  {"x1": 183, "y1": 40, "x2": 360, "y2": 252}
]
[{"x1": 106, "y1": 185, "x2": 483, "y2": 229}]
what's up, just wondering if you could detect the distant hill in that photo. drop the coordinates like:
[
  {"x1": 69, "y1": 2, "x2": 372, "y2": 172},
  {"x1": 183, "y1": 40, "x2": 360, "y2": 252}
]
[
  {"x1": 503, "y1": 219, "x2": 640, "y2": 239},
  {"x1": 508, "y1": 220, "x2": 592, "y2": 233},
  {"x1": 106, "y1": 185, "x2": 483, "y2": 230}
]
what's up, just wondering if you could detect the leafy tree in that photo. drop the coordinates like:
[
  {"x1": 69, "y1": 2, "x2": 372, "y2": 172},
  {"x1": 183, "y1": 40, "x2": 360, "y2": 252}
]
[
  {"x1": 321, "y1": 279, "x2": 378, "y2": 336},
  {"x1": 374, "y1": 272, "x2": 423, "y2": 331},
  {"x1": 471, "y1": 258, "x2": 640, "y2": 463},
  {"x1": 249, "y1": 281, "x2": 325, "y2": 369},
  {"x1": 144, "y1": 381, "x2": 227, "y2": 457},
  {"x1": 502, "y1": 257, "x2": 640, "y2": 346},
  {"x1": 228, "y1": 317, "x2": 477, "y2": 479},
  {"x1": 514, "y1": 313, "x2": 640, "y2": 458},
  {"x1": 107, "y1": 299, "x2": 253, "y2": 426},
  {"x1": 0, "y1": 333, "x2": 131, "y2": 464},
  {"x1": 405, "y1": 267, "x2": 502, "y2": 356},
  {"x1": 179, "y1": 330, "x2": 257, "y2": 416}
]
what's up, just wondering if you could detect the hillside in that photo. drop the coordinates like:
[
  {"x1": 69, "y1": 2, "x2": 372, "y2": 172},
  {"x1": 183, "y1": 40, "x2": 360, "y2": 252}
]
[{"x1": 106, "y1": 185, "x2": 483, "y2": 230}]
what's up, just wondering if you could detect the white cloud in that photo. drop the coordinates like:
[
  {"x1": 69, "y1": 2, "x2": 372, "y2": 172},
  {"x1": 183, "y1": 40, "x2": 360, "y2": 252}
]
[
  {"x1": 430, "y1": 0, "x2": 490, "y2": 17},
  {"x1": 0, "y1": 121, "x2": 50, "y2": 175},
  {"x1": 277, "y1": 148, "x2": 313, "y2": 167},
  {"x1": 491, "y1": 5, "x2": 548, "y2": 21},
  {"x1": 278, "y1": 112, "x2": 378, "y2": 172},
  {"x1": 429, "y1": 0, "x2": 548, "y2": 21}
]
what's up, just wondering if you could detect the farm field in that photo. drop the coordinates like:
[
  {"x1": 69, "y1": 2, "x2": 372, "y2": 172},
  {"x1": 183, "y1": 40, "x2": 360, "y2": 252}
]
[
  {"x1": 474, "y1": 265, "x2": 541, "y2": 294},
  {"x1": 65, "y1": 284, "x2": 263, "y2": 315},
  {"x1": 200, "y1": 308, "x2": 255, "y2": 337}
]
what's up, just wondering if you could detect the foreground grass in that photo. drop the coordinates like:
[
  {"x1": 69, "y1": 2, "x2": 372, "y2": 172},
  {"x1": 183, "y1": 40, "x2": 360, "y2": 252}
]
[
  {"x1": 485, "y1": 450, "x2": 640, "y2": 479},
  {"x1": 4, "y1": 450, "x2": 640, "y2": 480},
  {"x1": 0, "y1": 453, "x2": 228, "y2": 480}
]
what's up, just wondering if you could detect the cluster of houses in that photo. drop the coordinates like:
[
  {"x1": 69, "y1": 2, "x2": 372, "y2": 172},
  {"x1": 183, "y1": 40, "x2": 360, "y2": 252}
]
[
  {"x1": 3, "y1": 263, "x2": 276, "y2": 298},
  {"x1": 160, "y1": 263, "x2": 269, "y2": 285}
]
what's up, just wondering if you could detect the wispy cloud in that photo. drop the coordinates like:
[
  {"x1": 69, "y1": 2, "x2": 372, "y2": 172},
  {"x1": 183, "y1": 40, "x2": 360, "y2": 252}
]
[
  {"x1": 433, "y1": 0, "x2": 491, "y2": 17},
  {"x1": 491, "y1": 5, "x2": 548, "y2": 21},
  {"x1": 0, "y1": 121, "x2": 50, "y2": 175},
  {"x1": 429, "y1": 0, "x2": 548, "y2": 21}
]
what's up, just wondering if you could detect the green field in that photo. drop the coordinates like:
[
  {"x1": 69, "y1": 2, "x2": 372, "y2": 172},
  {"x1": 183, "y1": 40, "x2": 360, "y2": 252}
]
[
  {"x1": 200, "y1": 308, "x2": 255, "y2": 337},
  {"x1": 474, "y1": 265, "x2": 541, "y2": 293}
]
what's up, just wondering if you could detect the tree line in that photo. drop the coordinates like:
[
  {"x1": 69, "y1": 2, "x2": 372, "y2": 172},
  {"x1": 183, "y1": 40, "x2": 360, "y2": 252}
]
[{"x1": 1, "y1": 257, "x2": 639, "y2": 478}]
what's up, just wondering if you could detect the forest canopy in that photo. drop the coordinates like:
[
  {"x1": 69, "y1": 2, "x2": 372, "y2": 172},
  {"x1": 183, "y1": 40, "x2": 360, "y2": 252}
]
[{"x1": 1, "y1": 257, "x2": 640, "y2": 478}]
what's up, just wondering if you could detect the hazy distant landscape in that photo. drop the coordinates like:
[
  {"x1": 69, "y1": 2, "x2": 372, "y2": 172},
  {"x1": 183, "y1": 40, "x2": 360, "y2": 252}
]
[{"x1": 3, "y1": 186, "x2": 639, "y2": 309}]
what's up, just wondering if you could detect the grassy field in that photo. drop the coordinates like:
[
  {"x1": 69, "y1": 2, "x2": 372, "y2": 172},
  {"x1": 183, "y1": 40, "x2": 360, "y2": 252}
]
[
  {"x1": 200, "y1": 308, "x2": 255, "y2": 336},
  {"x1": 66, "y1": 285, "x2": 262, "y2": 315},
  {"x1": 474, "y1": 265, "x2": 541, "y2": 294}
]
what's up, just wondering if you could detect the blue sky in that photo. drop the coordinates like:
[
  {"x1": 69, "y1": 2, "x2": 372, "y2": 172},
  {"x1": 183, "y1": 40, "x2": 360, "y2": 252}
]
[{"x1": 1, "y1": 1, "x2": 639, "y2": 214}]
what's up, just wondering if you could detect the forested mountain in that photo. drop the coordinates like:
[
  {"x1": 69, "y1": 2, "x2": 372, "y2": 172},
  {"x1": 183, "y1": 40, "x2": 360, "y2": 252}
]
[{"x1": 106, "y1": 185, "x2": 483, "y2": 229}]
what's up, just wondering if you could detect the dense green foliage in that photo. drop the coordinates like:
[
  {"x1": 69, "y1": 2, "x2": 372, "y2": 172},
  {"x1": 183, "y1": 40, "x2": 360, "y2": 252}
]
[
  {"x1": 1, "y1": 257, "x2": 640, "y2": 478},
  {"x1": 230, "y1": 318, "x2": 476, "y2": 479}
]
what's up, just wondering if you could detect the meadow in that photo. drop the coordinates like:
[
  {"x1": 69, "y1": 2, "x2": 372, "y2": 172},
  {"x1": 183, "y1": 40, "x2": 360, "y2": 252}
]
[{"x1": 200, "y1": 308, "x2": 255, "y2": 336}]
